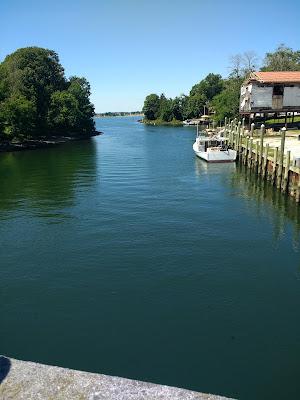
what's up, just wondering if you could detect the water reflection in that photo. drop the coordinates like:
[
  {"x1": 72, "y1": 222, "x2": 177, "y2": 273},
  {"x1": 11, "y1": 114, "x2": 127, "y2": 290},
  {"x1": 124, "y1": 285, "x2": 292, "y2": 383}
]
[
  {"x1": 229, "y1": 164, "x2": 300, "y2": 250},
  {"x1": 194, "y1": 157, "x2": 236, "y2": 177},
  {"x1": 0, "y1": 140, "x2": 97, "y2": 217}
]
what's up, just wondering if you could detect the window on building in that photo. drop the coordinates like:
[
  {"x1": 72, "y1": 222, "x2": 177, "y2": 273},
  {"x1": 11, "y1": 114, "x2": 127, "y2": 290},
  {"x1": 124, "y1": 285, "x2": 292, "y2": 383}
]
[{"x1": 273, "y1": 85, "x2": 284, "y2": 96}]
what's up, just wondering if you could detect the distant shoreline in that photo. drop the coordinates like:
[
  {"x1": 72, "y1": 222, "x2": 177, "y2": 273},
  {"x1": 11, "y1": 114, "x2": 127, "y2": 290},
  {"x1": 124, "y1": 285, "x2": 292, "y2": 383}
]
[
  {"x1": 142, "y1": 118, "x2": 183, "y2": 126},
  {"x1": 95, "y1": 113, "x2": 143, "y2": 118}
]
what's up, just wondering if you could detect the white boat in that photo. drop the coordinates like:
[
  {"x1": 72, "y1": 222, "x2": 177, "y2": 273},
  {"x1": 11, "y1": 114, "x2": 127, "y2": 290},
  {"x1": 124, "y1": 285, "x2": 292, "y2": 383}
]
[{"x1": 193, "y1": 128, "x2": 237, "y2": 163}]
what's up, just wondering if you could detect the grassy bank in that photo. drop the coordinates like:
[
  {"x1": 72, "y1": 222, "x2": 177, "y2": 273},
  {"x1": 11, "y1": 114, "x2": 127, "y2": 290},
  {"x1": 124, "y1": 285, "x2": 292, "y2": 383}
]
[
  {"x1": 265, "y1": 116, "x2": 300, "y2": 125},
  {"x1": 142, "y1": 118, "x2": 183, "y2": 126}
]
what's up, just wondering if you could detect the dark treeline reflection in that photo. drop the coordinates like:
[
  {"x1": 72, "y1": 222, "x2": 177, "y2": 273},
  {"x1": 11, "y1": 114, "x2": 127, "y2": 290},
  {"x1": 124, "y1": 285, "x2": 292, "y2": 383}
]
[
  {"x1": 230, "y1": 164, "x2": 300, "y2": 248},
  {"x1": 0, "y1": 140, "x2": 97, "y2": 214}
]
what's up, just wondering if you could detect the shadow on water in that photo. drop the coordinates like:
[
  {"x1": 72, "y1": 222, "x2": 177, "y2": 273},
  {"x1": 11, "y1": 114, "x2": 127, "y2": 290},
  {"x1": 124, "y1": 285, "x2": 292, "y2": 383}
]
[
  {"x1": 0, "y1": 140, "x2": 97, "y2": 215},
  {"x1": 229, "y1": 163, "x2": 300, "y2": 248},
  {"x1": 0, "y1": 356, "x2": 11, "y2": 384}
]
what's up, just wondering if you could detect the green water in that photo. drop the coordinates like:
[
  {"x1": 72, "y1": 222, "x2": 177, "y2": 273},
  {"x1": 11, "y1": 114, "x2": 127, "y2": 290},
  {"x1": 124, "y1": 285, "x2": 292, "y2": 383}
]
[{"x1": 1, "y1": 117, "x2": 300, "y2": 399}]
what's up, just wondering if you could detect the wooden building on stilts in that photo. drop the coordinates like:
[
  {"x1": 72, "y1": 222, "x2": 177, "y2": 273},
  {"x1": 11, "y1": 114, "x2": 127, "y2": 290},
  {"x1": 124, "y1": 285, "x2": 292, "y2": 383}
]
[{"x1": 240, "y1": 71, "x2": 300, "y2": 128}]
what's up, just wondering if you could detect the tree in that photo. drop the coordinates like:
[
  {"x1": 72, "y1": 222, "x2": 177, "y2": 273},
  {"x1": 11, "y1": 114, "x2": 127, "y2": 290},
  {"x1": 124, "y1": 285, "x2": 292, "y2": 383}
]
[
  {"x1": 242, "y1": 51, "x2": 259, "y2": 75},
  {"x1": 157, "y1": 93, "x2": 172, "y2": 122},
  {"x1": 211, "y1": 77, "x2": 243, "y2": 122},
  {"x1": 228, "y1": 54, "x2": 244, "y2": 79},
  {"x1": 67, "y1": 77, "x2": 95, "y2": 133},
  {"x1": 184, "y1": 94, "x2": 206, "y2": 119},
  {"x1": 0, "y1": 47, "x2": 95, "y2": 139},
  {"x1": 142, "y1": 94, "x2": 160, "y2": 120},
  {"x1": 261, "y1": 44, "x2": 300, "y2": 71},
  {"x1": 229, "y1": 51, "x2": 259, "y2": 78},
  {"x1": 171, "y1": 95, "x2": 188, "y2": 121},
  {"x1": 190, "y1": 73, "x2": 224, "y2": 102},
  {"x1": 0, "y1": 94, "x2": 36, "y2": 137},
  {"x1": 47, "y1": 91, "x2": 79, "y2": 131}
]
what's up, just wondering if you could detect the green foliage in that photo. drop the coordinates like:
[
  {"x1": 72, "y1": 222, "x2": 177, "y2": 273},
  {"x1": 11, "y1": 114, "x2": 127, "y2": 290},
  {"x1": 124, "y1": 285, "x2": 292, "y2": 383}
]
[
  {"x1": 67, "y1": 77, "x2": 95, "y2": 133},
  {"x1": 190, "y1": 73, "x2": 224, "y2": 101},
  {"x1": 159, "y1": 94, "x2": 173, "y2": 122},
  {"x1": 211, "y1": 77, "x2": 243, "y2": 122},
  {"x1": 261, "y1": 44, "x2": 300, "y2": 71},
  {"x1": 0, "y1": 47, "x2": 95, "y2": 139},
  {"x1": 47, "y1": 91, "x2": 79, "y2": 131},
  {"x1": 172, "y1": 95, "x2": 188, "y2": 121},
  {"x1": 142, "y1": 73, "x2": 225, "y2": 123},
  {"x1": 184, "y1": 94, "x2": 206, "y2": 119},
  {"x1": 142, "y1": 94, "x2": 160, "y2": 120},
  {"x1": 0, "y1": 94, "x2": 36, "y2": 137}
]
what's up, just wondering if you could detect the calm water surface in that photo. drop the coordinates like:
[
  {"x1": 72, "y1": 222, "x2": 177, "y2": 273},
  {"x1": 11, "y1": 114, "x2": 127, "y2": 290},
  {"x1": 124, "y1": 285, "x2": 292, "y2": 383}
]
[{"x1": 1, "y1": 117, "x2": 300, "y2": 399}]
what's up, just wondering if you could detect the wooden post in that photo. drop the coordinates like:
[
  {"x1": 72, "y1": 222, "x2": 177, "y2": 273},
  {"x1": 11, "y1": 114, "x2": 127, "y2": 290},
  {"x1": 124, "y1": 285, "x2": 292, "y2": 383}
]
[
  {"x1": 263, "y1": 143, "x2": 269, "y2": 179},
  {"x1": 282, "y1": 150, "x2": 291, "y2": 193},
  {"x1": 235, "y1": 132, "x2": 239, "y2": 152},
  {"x1": 248, "y1": 137, "x2": 253, "y2": 168},
  {"x1": 236, "y1": 121, "x2": 241, "y2": 153},
  {"x1": 285, "y1": 112, "x2": 288, "y2": 128},
  {"x1": 272, "y1": 147, "x2": 278, "y2": 184},
  {"x1": 244, "y1": 136, "x2": 249, "y2": 165},
  {"x1": 296, "y1": 175, "x2": 300, "y2": 203},
  {"x1": 230, "y1": 121, "x2": 234, "y2": 147},
  {"x1": 250, "y1": 122, "x2": 255, "y2": 138},
  {"x1": 259, "y1": 124, "x2": 265, "y2": 174},
  {"x1": 255, "y1": 141, "x2": 259, "y2": 169},
  {"x1": 277, "y1": 127, "x2": 286, "y2": 188}
]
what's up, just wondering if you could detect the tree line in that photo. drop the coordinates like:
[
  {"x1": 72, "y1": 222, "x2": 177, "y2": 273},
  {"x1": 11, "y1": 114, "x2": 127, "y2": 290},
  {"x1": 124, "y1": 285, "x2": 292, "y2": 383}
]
[
  {"x1": 142, "y1": 45, "x2": 300, "y2": 124},
  {"x1": 0, "y1": 47, "x2": 96, "y2": 140},
  {"x1": 95, "y1": 111, "x2": 142, "y2": 117}
]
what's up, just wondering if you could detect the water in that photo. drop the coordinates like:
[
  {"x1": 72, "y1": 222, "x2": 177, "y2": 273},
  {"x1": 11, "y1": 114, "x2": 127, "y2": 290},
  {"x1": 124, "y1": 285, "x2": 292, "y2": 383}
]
[{"x1": 1, "y1": 117, "x2": 300, "y2": 399}]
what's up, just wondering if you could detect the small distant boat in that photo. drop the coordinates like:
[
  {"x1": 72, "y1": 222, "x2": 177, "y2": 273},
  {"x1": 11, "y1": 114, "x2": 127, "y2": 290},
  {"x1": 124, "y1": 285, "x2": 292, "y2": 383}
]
[
  {"x1": 193, "y1": 126, "x2": 237, "y2": 163},
  {"x1": 183, "y1": 119, "x2": 199, "y2": 126}
]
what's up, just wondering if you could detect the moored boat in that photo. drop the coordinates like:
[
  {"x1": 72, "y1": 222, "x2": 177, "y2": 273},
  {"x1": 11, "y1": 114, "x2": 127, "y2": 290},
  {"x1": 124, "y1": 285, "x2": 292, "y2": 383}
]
[{"x1": 193, "y1": 128, "x2": 237, "y2": 163}]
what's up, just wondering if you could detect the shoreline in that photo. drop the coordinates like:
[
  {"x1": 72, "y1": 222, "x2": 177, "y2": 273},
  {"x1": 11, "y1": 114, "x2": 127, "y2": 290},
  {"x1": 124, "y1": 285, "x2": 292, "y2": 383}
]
[
  {"x1": 142, "y1": 119, "x2": 183, "y2": 126},
  {"x1": 0, "y1": 131, "x2": 102, "y2": 153}
]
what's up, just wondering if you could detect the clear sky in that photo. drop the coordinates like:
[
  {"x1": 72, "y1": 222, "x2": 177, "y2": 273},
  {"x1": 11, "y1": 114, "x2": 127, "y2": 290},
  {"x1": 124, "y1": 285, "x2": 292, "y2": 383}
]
[{"x1": 1, "y1": 0, "x2": 300, "y2": 112}]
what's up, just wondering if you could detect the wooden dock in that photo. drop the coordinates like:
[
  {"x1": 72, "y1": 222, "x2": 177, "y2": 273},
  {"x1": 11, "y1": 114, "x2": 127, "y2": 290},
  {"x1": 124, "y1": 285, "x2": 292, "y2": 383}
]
[{"x1": 223, "y1": 117, "x2": 300, "y2": 202}]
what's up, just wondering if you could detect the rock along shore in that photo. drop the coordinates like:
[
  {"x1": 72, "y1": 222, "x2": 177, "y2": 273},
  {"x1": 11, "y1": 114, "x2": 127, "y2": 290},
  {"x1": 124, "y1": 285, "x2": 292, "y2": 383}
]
[
  {"x1": 0, "y1": 356, "x2": 234, "y2": 400},
  {"x1": 0, "y1": 131, "x2": 102, "y2": 153}
]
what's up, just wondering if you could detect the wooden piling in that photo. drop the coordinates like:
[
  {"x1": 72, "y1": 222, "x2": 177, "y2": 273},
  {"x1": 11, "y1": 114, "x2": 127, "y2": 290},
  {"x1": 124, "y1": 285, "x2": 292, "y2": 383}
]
[
  {"x1": 255, "y1": 141, "x2": 259, "y2": 169},
  {"x1": 236, "y1": 122, "x2": 241, "y2": 153},
  {"x1": 277, "y1": 127, "x2": 286, "y2": 189},
  {"x1": 263, "y1": 143, "x2": 269, "y2": 179},
  {"x1": 250, "y1": 123, "x2": 255, "y2": 138},
  {"x1": 259, "y1": 124, "x2": 265, "y2": 173},
  {"x1": 296, "y1": 178, "x2": 300, "y2": 203},
  {"x1": 248, "y1": 137, "x2": 253, "y2": 168},
  {"x1": 272, "y1": 147, "x2": 278, "y2": 184},
  {"x1": 282, "y1": 150, "x2": 291, "y2": 193},
  {"x1": 244, "y1": 136, "x2": 249, "y2": 165}
]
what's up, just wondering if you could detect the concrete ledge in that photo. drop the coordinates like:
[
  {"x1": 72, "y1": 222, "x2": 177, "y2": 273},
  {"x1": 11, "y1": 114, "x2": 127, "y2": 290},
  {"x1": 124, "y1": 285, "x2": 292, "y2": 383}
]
[{"x1": 0, "y1": 356, "x2": 233, "y2": 400}]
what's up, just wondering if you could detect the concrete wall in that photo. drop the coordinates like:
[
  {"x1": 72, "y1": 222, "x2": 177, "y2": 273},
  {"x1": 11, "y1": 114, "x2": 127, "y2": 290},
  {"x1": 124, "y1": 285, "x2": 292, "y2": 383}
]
[{"x1": 0, "y1": 356, "x2": 234, "y2": 400}]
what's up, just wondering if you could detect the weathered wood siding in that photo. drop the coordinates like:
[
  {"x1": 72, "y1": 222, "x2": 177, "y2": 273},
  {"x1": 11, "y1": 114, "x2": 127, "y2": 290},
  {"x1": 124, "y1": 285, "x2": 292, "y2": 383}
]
[
  {"x1": 283, "y1": 86, "x2": 300, "y2": 107},
  {"x1": 240, "y1": 82, "x2": 300, "y2": 113}
]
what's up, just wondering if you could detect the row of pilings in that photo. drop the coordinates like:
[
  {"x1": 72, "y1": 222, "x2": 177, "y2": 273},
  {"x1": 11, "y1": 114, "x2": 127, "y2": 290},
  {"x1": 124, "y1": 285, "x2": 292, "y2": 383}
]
[{"x1": 222, "y1": 117, "x2": 300, "y2": 203}]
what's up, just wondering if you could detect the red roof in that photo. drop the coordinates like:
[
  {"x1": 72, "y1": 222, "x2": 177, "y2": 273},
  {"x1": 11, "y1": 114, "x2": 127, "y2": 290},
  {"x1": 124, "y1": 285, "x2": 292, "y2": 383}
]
[{"x1": 249, "y1": 71, "x2": 300, "y2": 84}]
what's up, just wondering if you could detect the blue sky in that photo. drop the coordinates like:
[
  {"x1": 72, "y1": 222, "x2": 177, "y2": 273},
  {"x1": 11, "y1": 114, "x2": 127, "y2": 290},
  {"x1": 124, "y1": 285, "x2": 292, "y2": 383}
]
[{"x1": 1, "y1": 0, "x2": 300, "y2": 112}]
